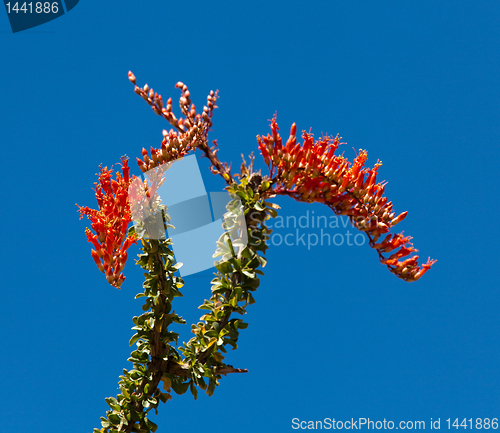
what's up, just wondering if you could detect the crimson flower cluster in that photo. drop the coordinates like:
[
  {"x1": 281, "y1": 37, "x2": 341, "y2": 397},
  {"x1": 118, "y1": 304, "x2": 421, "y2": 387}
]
[
  {"x1": 258, "y1": 117, "x2": 436, "y2": 282},
  {"x1": 77, "y1": 157, "x2": 137, "y2": 288},
  {"x1": 128, "y1": 72, "x2": 218, "y2": 174}
]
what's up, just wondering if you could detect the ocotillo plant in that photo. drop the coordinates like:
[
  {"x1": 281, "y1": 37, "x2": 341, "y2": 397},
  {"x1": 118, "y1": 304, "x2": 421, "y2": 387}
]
[{"x1": 77, "y1": 72, "x2": 436, "y2": 433}]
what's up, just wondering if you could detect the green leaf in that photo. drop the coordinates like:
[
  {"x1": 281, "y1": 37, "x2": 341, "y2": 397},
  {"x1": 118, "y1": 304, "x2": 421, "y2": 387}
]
[
  {"x1": 144, "y1": 418, "x2": 158, "y2": 432},
  {"x1": 254, "y1": 202, "x2": 265, "y2": 211},
  {"x1": 247, "y1": 292, "x2": 256, "y2": 305},
  {"x1": 171, "y1": 380, "x2": 190, "y2": 395},
  {"x1": 190, "y1": 381, "x2": 198, "y2": 400},
  {"x1": 105, "y1": 397, "x2": 118, "y2": 405},
  {"x1": 215, "y1": 261, "x2": 233, "y2": 274},
  {"x1": 243, "y1": 278, "x2": 260, "y2": 290},
  {"x1": 236, "y1": 190, "x2": 248, "y2": 201},
  {"x1": 105, "y1": 397, "x2": 121, "y2": 412},
  {"x1": 234, "y1": 286, "x2": 243, "y2": 300},
  {"x1": 266, "y1": 207, "x2": 278, "y2": 218},
  {"x1": 263, "y1": 201, "x2": 280, "y2": 209},
  {"x1": 236, "y1": 320, "x2": 249, "y2": 329},
  {"x1": 194, "y1": 375, "x2": 207, "y2": 390},
  {"x1": 130, "y1": 409, "x2": 141, "y2": 422},
  {"x1": 158, "y1": 392, "x2": 172, "y2": 404},
  {"x1": 198, "y1": 300, "x2": 213, "y2": 311},
  {"x1": 240, "y1": 247, "x2": 254, "y2": 259},
  {"x1": 206, "y1": 379, "x2": 216, "y2": 397},
  {"x1": 108, "y1": 414, "x2": 121, "y2": 425},
  {"x1": 129, "y1": 334, "x2": 140, "y2": 346},
  {"x1": 224, "y1": 338, "x2": 238, "y2": 350}
]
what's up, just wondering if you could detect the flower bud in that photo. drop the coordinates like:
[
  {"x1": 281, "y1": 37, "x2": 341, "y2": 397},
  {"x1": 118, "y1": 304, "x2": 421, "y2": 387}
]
[
  {"x1": 136, "y1": 157, "x2": 147, "y2": 172},
  {"x1": 152, "y1": 151, "x2": 159, "y2": 164},
  {"x1": 91, "y1": 250, "x2": 105, "y2": 272},
  {"x1": 390, "y1": 211, "x2": 408, "y2": 226}
]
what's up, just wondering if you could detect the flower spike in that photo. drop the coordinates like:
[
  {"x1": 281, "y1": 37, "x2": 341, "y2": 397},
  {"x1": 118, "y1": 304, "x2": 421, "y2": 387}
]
[
  {"x1": 258, "y1": 117, "x2": 436, "y2": 282},
  {"x1": 76, "y1": 156, "x2": 137, "y2": 288}
]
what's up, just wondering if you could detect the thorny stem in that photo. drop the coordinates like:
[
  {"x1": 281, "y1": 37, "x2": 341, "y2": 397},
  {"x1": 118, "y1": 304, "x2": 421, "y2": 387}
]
[
  {"x1": 195, "y1": 137, "x2": 234, "y2": 185},
  {"x1": 122, "y1": 249, "x2": 246, "y2": 433}
]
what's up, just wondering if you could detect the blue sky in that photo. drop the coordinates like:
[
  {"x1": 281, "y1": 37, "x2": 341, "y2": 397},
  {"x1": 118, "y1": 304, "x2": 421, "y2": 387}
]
[{"x1": 1, "y1": 1, "x2": 500, "y2": 432}]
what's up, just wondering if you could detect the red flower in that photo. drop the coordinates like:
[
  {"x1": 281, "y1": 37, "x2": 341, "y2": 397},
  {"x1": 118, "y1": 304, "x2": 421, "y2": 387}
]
[
  {"x1": 258, "y1": 116, "x2": 436, "y2": 282},
  {"x1": 77, "y1": 157, "x2": 137, "y2": 288},
  {"x1": 130, "y1": 76, "x2": 219, "y2": 174}
]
